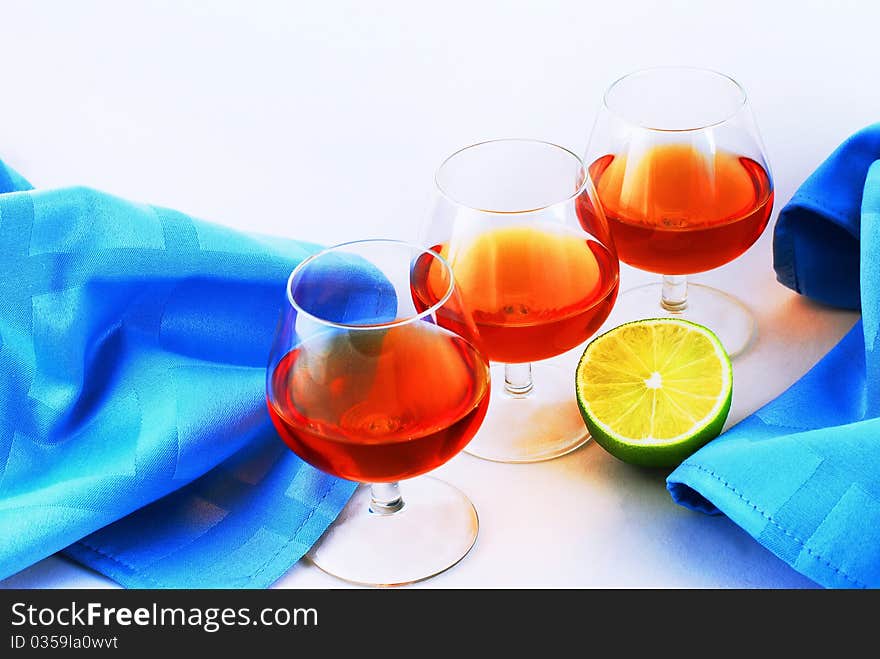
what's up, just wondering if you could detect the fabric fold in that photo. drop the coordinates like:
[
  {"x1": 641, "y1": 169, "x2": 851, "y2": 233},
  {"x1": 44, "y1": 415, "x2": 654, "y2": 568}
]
[
  {"x1": 0, "y1": 161, "x2": 355, "y2": 587},
  {"x1": 668, "y1": 124, "x2": 880, "y2": 589}
]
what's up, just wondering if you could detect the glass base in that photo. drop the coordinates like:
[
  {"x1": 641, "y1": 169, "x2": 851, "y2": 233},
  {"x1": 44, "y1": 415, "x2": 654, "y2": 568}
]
[
  {"x1": 610, "y1": 282, "x2": 757, "y2": 358},
  {"x1": 463, "y1": 361, "x2": 590, "y2": 463},
  {"x1": 307, "y1": 477, "x2": 478, "y2": 587}
]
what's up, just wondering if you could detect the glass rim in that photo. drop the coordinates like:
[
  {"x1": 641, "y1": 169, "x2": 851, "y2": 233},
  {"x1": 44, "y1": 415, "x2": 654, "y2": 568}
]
[
  {"x1": 285, "y1": 238, "x2": 456, "y2": 331},
  {"x1": 602, "y1": 66, "x2": 748, "y2": 133},
  {"x1": 434, "y1": 138, "x2": 591, "y2": 214}
]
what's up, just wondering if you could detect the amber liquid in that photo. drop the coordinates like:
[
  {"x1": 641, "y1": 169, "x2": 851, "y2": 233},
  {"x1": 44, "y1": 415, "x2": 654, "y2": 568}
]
[
  {"x1": 416, "y1": 227, "x2": 619, "y2": 363},
  {"x1": 267, "y1": 322, "x2": 490, "y2": 482},
  {"x1": 589, "y1": 145, "x2": 773, "y2": 274}
]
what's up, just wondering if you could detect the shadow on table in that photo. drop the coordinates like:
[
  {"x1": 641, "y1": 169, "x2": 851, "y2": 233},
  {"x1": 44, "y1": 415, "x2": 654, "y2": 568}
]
[{"x1": 556, "y1": 441, "x2": 818, "y2": 588}]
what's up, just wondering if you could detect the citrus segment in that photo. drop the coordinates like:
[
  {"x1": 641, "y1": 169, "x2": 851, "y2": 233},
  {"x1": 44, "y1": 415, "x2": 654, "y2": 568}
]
[{"x1": 575, "y1": 318, "x2": 732, "y2": 467}]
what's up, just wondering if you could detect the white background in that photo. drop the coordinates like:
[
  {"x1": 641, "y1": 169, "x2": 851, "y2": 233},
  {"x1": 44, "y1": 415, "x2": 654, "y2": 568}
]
[{"x1": 1, "y1": 0, "x2": 876, "y2": 588}]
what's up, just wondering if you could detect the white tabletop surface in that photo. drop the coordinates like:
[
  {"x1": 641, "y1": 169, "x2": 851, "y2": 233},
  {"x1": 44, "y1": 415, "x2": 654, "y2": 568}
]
[{"x1": 2, "y1": 0, "x2": 877, "y2": 589}]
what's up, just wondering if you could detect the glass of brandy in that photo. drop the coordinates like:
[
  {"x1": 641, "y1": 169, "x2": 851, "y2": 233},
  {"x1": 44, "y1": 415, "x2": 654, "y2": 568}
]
[
  {"x1": 266, "y1": 239, "x2": 490, "y2": 586},
  {"x1": 584, "y1": 67, "x2": 774, "y2": 357},
  {"x1": 423, "y1": 139, "x2": 619, "y2": 463}
]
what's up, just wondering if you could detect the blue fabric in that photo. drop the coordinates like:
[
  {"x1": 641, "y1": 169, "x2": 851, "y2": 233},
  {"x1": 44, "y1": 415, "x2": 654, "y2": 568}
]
[
  {"x1": 0, "y1": 162, "x2": 359, "y2": 587},
  {"x1": 668, "y1": 124, "x2": 880, "y2": 589}
]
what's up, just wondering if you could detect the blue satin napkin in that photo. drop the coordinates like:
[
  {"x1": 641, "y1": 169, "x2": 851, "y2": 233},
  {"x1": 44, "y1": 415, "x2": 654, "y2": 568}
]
[
  {"x1": 0, "y1": 163, "x2": 358, "y2": 588},
  {"x1": 668, "y1": 124, "x2": 880, "y2": 589}
]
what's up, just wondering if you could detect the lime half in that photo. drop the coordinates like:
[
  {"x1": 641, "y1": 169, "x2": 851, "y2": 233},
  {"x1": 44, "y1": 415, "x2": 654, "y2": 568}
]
[{"x1": 576, "y1": 318, "x2": 732, "y2": 468}]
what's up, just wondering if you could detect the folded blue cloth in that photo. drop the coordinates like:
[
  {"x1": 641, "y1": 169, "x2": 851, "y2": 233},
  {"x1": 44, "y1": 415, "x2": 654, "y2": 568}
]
[
  {"x1": 0, "y1": 163, "x2": 357, "y2": 587},
  {"x1": 668, "y1": 124, "x2": 880, "y2": 589}
]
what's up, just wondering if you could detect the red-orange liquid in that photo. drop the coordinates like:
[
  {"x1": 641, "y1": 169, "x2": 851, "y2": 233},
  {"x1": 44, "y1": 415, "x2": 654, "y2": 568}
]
[
  {"x1": 589, "y1": 145, "x2": 773, "y2": 274},
  {"x1": 267, "y1": 323, "x2": 489, "y2": 482},
  {"x1": 417, "y1": 227, "x2": 619, "y2": 363}
]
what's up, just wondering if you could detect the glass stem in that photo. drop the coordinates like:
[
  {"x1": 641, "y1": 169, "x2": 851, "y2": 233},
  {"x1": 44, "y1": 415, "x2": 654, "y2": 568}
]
[
  {"x1": 504, "y1": 362, "x2": 534, "y2": 396},
  {"x1": 369, "y1": 482, "x2": 404, "y2": 515},
  {"x1": 661, "y1": 275, "x2": 688, "y2": 313}
]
